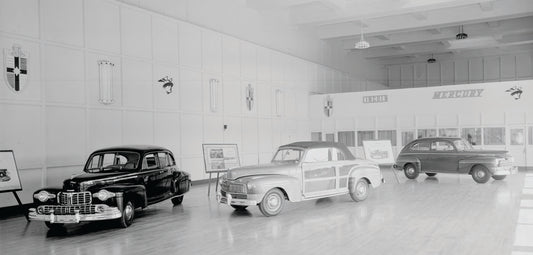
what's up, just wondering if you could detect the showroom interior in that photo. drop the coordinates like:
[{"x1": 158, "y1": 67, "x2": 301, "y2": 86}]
[{"x1": 0, "y1": 0, "x2": 533, "y2": 254}]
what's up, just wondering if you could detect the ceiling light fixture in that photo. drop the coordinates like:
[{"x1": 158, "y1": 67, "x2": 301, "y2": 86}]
[
  {"x1": 427, "y1": 54, "x2": 436, "y2": 63},
  {"x1": 355, "y1": 21, "x2": 370, "y2": 49},
  {"x1": 456, "y1": 25, "x2": 468, "y2": 40}
]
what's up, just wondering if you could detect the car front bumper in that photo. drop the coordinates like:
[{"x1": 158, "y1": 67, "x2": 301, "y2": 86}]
[
  {"x1": 217, "y1": 192, "x2": 260, "y2": 206},
  {"x1": 492, "y1": 165, "x2": 518, "y2": 176},
  {"x1": 28, "y1": 205, "x2": 122, "y2": 223}
]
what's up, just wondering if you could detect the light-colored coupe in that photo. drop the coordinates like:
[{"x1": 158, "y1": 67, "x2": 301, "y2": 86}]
[{"x1": 217, "y1": 141, "x2": 383, "y2": 216}]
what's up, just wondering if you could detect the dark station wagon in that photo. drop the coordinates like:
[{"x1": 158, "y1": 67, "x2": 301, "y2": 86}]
[
  {"x1": 394, "y1": 137, "x2": 517, "y2": 183},
  {"x1": 29, "y1": 145, "x2": 191, "y2": 229}
]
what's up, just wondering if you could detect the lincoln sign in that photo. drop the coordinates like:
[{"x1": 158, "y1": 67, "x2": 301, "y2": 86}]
[{"x1": 433, "y1": 89, "x2": 484, "y2": 99}]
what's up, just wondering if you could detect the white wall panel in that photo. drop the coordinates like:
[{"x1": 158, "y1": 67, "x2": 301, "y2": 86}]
[
  {"x1": 401, "y1": 65, "x2": 414, "y2": 88},
  {"x1": 417, "y1": 115, "x2": 436, "y2": 127},
  {"x1": 242, "y1": 118, "x2": 258, "y2": 154},
  {"x1": 181, "y1": 157, "x2": 205, "y2": 181},
  {"x1": 152, "y1": 16, "x2": 179, "y2": 64},
  {"x1": 517, "y1": 54, "x2": 533, "y2": 79},
  {"x1": 441, "y1": 61, "x2": 454, "y2": 85},
  {"x1": 85, "y1": 0, "x2": 121, "y2": 53},
  {"x1": 85, "y1": 52, "x2": 122, "y2": 106},
  {"x1": 223, "y1": 80, "x2": 241, "y2": 115},
  {"x1": 46, "y1": 107, "x2": 85, "y2": 166},
  {"x1": 483, "y1": 112, "x2": 505, "y2": 126},
  {"x1": 506, "y1": 112, "x2": 526, "y2": 125},
  {"x1": 202, "y1": 30, "x2": 222, "y2": 74},
  {"x1": 0, "y1": 104, "x2": 43, "y2": 169},
  {"x1": 257, "y1": 47, "x2": 271, "y2": 82},
  {"x1": 0, "y1": 0, "x2": 39, "y2": 38},
  {"x1": 180, "y1": 68, "x2": 202, "y2": 112},
  {"x1": 222, "y1": 116, "x2": 242, "y2": 147},
  {"x1": 469, "y1": 58, "x2": 483, "y2": 83},
  {"x1": 257, "y1": 83, "x2": 272, "y2": 116},
  {"x1": 427, "y1": 63, "x2": 441, "y2": 86},
  {"x1": 398, "y1": 115, "x2": 415, "y2": 129},
  {"x1": 203, "y1": 115, "x2": 223, "y2": 143},
  {"x1": 154, "y1": 112, "x2": 180, "y2": 156},
  {"x1": 501, "y1": 55, "x2": 516, "y2": 81},
  {"x1": 181, "y1": 114, "x2": 203, "y2": 156},
  {"x1": 87, "y1": 109, "x2": 122, "y2": 152},
  {"x1": 240, "y1": 42, "x2": 257, "y2": 80},
  {"x1": 121, "y1": 8, "x2": 152, "y2": 59},
  {"x1": 122, "y1": 58, "x2": 152, "y2": 109},
  {"x1": 179, "y1": 22, "x2": 202, "y2": 69},
  {"x1": 459, "y1": 112, "x2": 481, "y2": 126},
  {"x1": 122, "y1": 110, "x2": 153, "y2": 144},
  {"x1": 0, "y1": 38, "x2": 41, "y2": 101},
  {"x1": 43, "y1": 45, "x2": 84, "y2": 104},
  {"x1": 377, "y1": 116, "x2": 396, "y2": 129},
  {"x1": 222, "y1": 36, "x2": 240, "y2": 78},
  {"x1": 357, "y1": 116, "x2": 375, "y2": 130},
  {"x1": 258, "y1": 118, "x2": 273, "y2": 152},
  {"x1": 336, "y1": 119, "x2": 354, "y2": 131},
  {"x1": 455, "y1": 59, "x2": 469, "y2": 84},
  {"x1": 414, "y1": 63, "x2": 426, "y2": 88},
  {"x1": 484, "y1": 57, "x2": 500, "y2": 82},
  {"x1": 153, "y1": 64, "x2": 179, "y2": 110},
  {"x1": 438, "y1": 114, "x2": 458, "y2": 126},
  {"x1": 42, "y1": 0, "x2": 83, "y2": 46},
  {"x1": 388, "y1": 65, "x2": 401, "y2": 88}
]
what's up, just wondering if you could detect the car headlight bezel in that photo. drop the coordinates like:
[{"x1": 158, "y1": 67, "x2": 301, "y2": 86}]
[
  {"x1": 33, "y1": 190, "x2": 56, "y2": 202},
  {"x1": 93, "y1": 189, "x2": 116, "y2": 201}
]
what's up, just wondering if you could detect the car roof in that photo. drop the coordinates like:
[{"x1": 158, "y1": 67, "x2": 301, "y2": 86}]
[
  {"x1": 91, "y1": 145, "x2": 170, "y2": 154},
  {"x1": 411, "y1": 137, "x2": 463, "y2": 142},
  {"x1": 279, "y1": 141, "x2": 355, "y2": 160}
]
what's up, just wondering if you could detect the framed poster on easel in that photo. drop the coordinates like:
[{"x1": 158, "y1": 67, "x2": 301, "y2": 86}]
[
  {"x1": 0, "y1": 150, "x2": 28, "y2": 221},
  {"x1": 202, "y1": 144, "x2": 240, "y2": 196},
  {"x1": 362, "y1": 140, "x2": 400, "y2": 183}
]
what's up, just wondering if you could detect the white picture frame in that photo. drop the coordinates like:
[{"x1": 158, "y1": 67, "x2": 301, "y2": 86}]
[
  {"x1": 202, "y1": 144, "x2": 241, "y2": 173},
  {"x1": 362, "y1": 140, "x2": 395, "y2": 164},
  {"x1": 0, "y1": 150, "x2": 22, "y2": 192}
]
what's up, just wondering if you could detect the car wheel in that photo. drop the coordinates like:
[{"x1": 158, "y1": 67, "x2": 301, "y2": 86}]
[
  {"x1": 258, "y1": 188, "x2": 285, "y2": 217},
  {"x1": 425, "y1": 173, "x2": 437, "y2": 177},
  {"x1": 231, "y1": 205, "x2": 248, "y2": 211},
  {"x1": 349, "y1": 178, "x2": 369, "y2": 202},
  {"x1": 171, "y1": 196, "x2": 184, "y2": 205},
  {"x1": 471, "y1": 165, "x2": 491, "y2": 184},
  {"x1": 404, "y1": 164, "x2": 419, "y2": 179},
  {"x1": 117, "y1": 200, "x2": 135, "y2": 228},
  {"x1": 45, "y1": 222, "x2": 64, "y2": 230},
  {"x1": 492, "y1": 175, "x2": 506, "y2": 180}
]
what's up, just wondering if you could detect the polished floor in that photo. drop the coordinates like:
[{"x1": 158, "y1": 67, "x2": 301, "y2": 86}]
[{"x1": 1, "y1": 168, "x2": 532, "y2": 255}]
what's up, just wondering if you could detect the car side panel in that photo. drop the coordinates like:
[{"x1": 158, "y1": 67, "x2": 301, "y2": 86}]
[
  {"x1": 458, "y1": 157, "x2": 497, "y2": 174},
  {"x1": 347, "y1": 165, "x2": 382, "y2": 188},
  {"x1": 395, "y1": 155, "x2": 422, "y2": 171},
  {"x1": 243, "y1": 175, "x2": 302, "y2": 202}
]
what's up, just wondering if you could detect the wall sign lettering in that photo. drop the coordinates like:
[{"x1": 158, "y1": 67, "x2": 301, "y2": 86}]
[
  {"x1": 432, "y1": 89, "x2": 483, "y2": 99},
  {"x1": 363, "y1": 95, "x2": 388, "y2": 103}
]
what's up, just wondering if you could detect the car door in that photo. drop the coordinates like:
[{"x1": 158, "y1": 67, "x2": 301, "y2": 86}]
[
  {"x1": 425, "y1": 140, "x2": 458, "y2": 172},
  {"x1": 157, "y1": 152, "x2": 175, "y2": 194},
  {"x1": 301, "y1": 148, "x2": 338, "y2": 198},
  {"x1": 141, "y1": 152, "x2": 166, "y2": 200}
]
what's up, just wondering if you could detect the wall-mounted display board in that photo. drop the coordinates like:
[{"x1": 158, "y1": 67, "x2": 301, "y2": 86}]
[
  {"x1": 362, "y1": 140, "x2": 395, "y2": 164},
  {"x1": 202, "y1": 144, "x2": 241, "y2": 196},
  {"x1": 0, "y1": 150, "x2": 22, "y2": 192}
]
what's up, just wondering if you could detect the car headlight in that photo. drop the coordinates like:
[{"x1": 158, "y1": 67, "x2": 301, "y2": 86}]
[
  {"x1": 93, "y1": 189, "x2": 116, "y2": 201},
  {"x1": 33, "y1": 190, "x2": 55, "y2": 202}
]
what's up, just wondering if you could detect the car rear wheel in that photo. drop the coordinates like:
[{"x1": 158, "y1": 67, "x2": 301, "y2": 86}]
[
  {"x1": 492, "y1": 175, "x2": 506, "y2": 180},
  {"x1": 425, "y1": 173, "x2": 437, "y2": 177},
  {"x1": 171, "y1": 196, "x2": 184, "y2": 205},
  {"x1": 404, "y1": 164, "x2": 419, "y2": 179},
  {"x1": 471, "y1": 165, "x2": 490, "y2": 184},
  {"x1": 349, "y1": 178, "x2": 369, "y2": 202},
  {"x1": 117, "y1": 200, "x2": 135, "y2": 228},
  {"x1": 231, "y1": 205, "x2": 248, "y2": 211},
  {"x1": 258, "y1": 188, "x2": 285, "y2": 217},
  {"x1": 45, "y1": 222, "x2": 64, "y2": 230}
]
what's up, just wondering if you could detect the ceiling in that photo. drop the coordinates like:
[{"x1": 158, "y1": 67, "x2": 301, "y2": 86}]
[{"x1": 247, "y1": 0, "x2": 533, "y2": 61}]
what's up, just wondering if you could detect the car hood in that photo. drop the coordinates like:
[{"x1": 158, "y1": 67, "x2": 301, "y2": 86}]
[
  {"x1": 226, "y1": 162, "x2": 296, "y2": 180},
  {"x1": 65, "y1": 171, "x2": 129, "y2": 187}
]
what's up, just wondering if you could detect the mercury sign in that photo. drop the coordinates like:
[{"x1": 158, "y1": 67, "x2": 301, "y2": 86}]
[
  {"x1": 363, "y1": 95, "x2": 388, "y2": 103},
  {"x1": 433, "y1": 89, "x2": 484, "y2": 99}
]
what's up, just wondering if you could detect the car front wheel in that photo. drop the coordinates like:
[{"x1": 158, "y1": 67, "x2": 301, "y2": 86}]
[
  {"x1": 171, "y1": 196, "x2": 184, "y2": 205},
  {"x1": 404, "y1": 164, "x2": 419, "y2": 179},
  {"x1": 258, "y1": 188, "x2": 285, "y2": 217},
  {"x1": 117, "y1": 200, "x2": 135, "y2": 228},
  {"x1": 349, "y1": 178, "x2": 369, "y2": 202},
  {"x1": 492, "y1": 175, "x2": 506, "y2": 180},
  {"x1": 471, "y1": 165, "x2": 490, "y2": 184}
]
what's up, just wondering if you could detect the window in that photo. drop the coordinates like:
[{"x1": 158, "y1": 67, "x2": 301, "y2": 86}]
[
  {"x1": 272, "y1": 149, "x2": 302, "y2": 162},
  {"x1": 483, "y1": 127, "x2": 505, "y2": 145},
  {"x1": 330, "y1": 148, "x2": 346, "y2": 161},
  {"x1": 303, "y1": 148, "x2": 329, "y2": 162},
  {"x1": 410, "y1": 142, "x2": 430, "y2": 151},
  {"x1": 401, "y1": 131, "x2": 415, "y2": 146},
  {"x1": 453, "y1": 139, "x2": 473, "y2": 151},
  {"x1": 357, "y1": 131, "x2": 375, "y2": 146},
  {"x1": 438, "y1": 128, "x2": 459, "y2": 137},
  {"x1": 378, "y1": 130, "x2": 397, "y2": 146},
  {"x1": 88, "y1": 155, "x2": 101, "y2": 170},
  {"x1": 431, "y1": 141, "x2": 454, "y2": 151},
  {"x1": 417, "y1": 129, "x2": 436, "y2": 138},
  {"x1": 338, "y1": 131, "x2": 355, "y2": 147},
  {"x1": 158, "y1": 152, "x2": 170, "y2": 167},
  {"x1": 167, "y1": 153, "x2": 176, "y2": 166},
  {"x1": 85, "y1": 152, "x2": 140, "y2": 172},
  {"x1": 511, "y1": 128, "x2": 525, "y2": 145},
  {"x1": 311, "y1": 132, "x2": 322, "y2": 141},
  {"x1": 143, "y1": 153, "x2": 159, "y2": 170},
  {"x1": 461, "y1": 128, "x2": 481, "y2": 146},
  {"x1": 325, "y1": 133, "x2": 335, "y2": 142}
]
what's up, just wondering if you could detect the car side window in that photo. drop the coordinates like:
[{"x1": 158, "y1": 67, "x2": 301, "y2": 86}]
[
  {"x1": 158, "y1": 152, "x2": 169, "y2": 167},
  {"x1": 88, "y1": 155, "x2": 101, "y2": 169},
  {"x1": 410, "y1": 142, "x2": 430, "y2": 151},
  {"x1": 303, "y1": 148, "x2": 329, "y2": 163},
  {"x1": 330, "y1": 148, "x2": 345, "y2": 161},
  {"x1": 142, "y1": 153, "x2": 159, "y2": 170},
  {"x1": 167, "y1": 153, "x2": 176, "y2": 166},
  {"x1": 431, "y1": 141, "x2": 454, "y2": 151}
]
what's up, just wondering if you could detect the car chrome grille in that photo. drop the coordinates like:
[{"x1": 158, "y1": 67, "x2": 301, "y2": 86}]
[
  {"x1": 38, "y1": 205, "x2": 97, "y2": 215},
  {"x1": 221, "y1": 190, "x2": 247, "y2": 199},
  {"x1": 220, "y1": 181, "x2": 246, "y2": 194},
  {"x1": 58, "y1": 192, "x2": 92, "y2": 205}
]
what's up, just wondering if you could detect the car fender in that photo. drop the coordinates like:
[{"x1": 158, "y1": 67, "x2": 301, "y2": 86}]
[
  {"x1": 239, "y1": 175, "x2": 301, "y2": 202},
  {"x1": 348, "y1": 165, "x2": 382, "y2": 188},
  {"x1": 395, "y1": 156, "x2": 421, "y2": 170},
  {"x1": 458, "y1": 157, "x2": 498, "y2": 174},
  {"x1": 99, "y1": 185, "x2": 148, "y2": 209}
]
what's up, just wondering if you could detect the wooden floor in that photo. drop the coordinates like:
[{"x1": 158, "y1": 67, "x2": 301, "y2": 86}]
[{"x1": 0, "y1": 168, "x2": 531, "y2": 255}]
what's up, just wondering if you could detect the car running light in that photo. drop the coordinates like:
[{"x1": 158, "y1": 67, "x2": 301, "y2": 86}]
[
  {"x1": 33, "y1": 191, "x2": 55, "y2": 202},
  {"x1": 93, "y1": 189, "x2": 116, "y2": 201}
]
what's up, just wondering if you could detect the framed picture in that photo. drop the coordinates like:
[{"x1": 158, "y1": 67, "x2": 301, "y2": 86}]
[
  {"x1": 362, "y1": 140, "x2": 395, "y2": 164},
  {"x1": 202, "y1": 144, "x2": 241, "y2": 173},
  {"x1": 0, "y1": 150, "x2": 22, "y2": 192}
]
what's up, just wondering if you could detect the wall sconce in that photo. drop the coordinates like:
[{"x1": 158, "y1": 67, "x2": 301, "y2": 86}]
[
  {"x1": 98, "y1": 60, "x2": 114, "y2": 105},
  {"x1": 245, "y1": 84, "x2": 254, "y2": 111},
  {"x1": 209, "y1": 78, "x2": 219, "y2": 112},
  {"x1": 275, "y1": 89, "x2": 283, "y2": 116}
]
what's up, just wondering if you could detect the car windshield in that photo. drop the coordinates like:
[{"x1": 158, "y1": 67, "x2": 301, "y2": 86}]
[
  {"x1": 453, "y1": 139, "x2": 474, "y2": 151},
  {"x1": 272, "y1": 148, "x2": 303, "y2": 163},
  {"x1": 85, "y1": 151, "x2": 140, "y2": 172}
]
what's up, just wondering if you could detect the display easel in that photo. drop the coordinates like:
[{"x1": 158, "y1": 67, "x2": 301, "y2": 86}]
[
  {"x1": 0, "y1": 190, "x2": 29, "y2": 221},
  {"x1": 362, "y1": 140, "x2": 401, "y2": 184},
  {"x1": 0, "y1": 150, "x2": 28, "y2": 221},
  {"x1": 202, "y1": 144, "x2": 241, "y2": 197},
  {"x1": 207, "y1": 171, "x2": 225, "y2": 196}
]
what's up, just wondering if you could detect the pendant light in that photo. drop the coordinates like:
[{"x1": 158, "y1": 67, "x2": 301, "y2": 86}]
[
  {"x1": 355, "y1": 21, "x2": 370, "y2": 49},
  {"x1": 456, "y1": 25, "x2": 468, "y2": 40}
]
